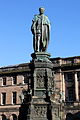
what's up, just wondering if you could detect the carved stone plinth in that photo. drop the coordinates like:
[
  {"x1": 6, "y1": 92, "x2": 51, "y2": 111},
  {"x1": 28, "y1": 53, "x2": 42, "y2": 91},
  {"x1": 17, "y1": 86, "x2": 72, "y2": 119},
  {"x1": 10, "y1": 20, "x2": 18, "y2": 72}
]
[
  {"x1": 26, "y1": 52, "x2": 53, "y2": 120},
  {"x1": 18, "y1": 52, "x2": 62, "y2": 120},
  {"x1": 26, "y1": 97, "x2": 49, "y2": 120},
  {"x1": 20, "y1": 52, "x2": 60, "y2": 120}
]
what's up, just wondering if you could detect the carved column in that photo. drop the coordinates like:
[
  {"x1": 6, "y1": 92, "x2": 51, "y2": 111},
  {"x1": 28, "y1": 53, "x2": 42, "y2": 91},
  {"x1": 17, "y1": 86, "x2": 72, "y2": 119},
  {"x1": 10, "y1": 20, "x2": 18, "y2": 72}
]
[
  {"x1": 59, "y1": 69, "x2": 62, "y2": 95},
  {"x1": 74, "y1": 72, "x2": 79, "y2": 101},
  {"x1": 62, "y1": 73, "x2": 65, "y2": 101}
]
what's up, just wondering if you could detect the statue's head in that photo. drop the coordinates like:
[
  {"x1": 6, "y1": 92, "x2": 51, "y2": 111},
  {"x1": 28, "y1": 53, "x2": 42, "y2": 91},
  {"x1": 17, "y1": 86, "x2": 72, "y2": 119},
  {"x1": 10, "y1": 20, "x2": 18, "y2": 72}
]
[{"x1": 39, "y1": 7, "x2": 45, "y2": 14}]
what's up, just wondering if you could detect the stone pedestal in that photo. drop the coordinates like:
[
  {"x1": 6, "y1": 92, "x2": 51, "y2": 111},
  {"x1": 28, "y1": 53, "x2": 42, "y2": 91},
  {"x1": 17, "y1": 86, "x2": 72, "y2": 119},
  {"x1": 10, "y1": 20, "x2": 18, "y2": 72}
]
[
  {"x1": 27, "y1": 97, "x2": 49, "y2": 120},
  {"x1": 18, "y1": 52, "x2": 61, "y2": 120},
  {"x1": 26, "y1": 52, "x2": 53, "y2": 120}
]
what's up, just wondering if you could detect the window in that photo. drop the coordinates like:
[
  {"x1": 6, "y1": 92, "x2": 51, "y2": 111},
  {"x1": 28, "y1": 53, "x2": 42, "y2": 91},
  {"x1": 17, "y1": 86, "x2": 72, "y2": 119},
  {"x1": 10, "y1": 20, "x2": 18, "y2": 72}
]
[
  {"x1": 67, "y1": 87, "x2": 75, "y2": 101},
  {"x1": 24, "y1": 75, "x2": 28, "y2": 84},
  {"x1": 2, "y1": 77, "x2": 6, "y2": 85},
  {"x1": 77, "y1": 72, "x2": 80, "y2": 81},
  {"x1": 66, "y1": 72, "x2": 74, "y2": 82},
  {"x1": 1, "y1": 93, "x2": 6, "y2": 105},
  {"x1": 13, "y1": 76, "x2": 17, "y2": 84},
  {"x1": 65, "y1": 73, "x2": 75, "y2": 102},
  {"x1": 12, "y1": 114, "x2": 17, "y2": 120},
  {"x1": 12, "y1": 92, "x2": 17, "y2": 104},
  {"x1": 67, "y1": 73, "x2": 73, "y2": 79},
  {"x1": 2, "y1": 114, "x2": 6, "y2": 120},
  {"x1": 23, "y1": 91, "x2": 27, "y2": 103}
]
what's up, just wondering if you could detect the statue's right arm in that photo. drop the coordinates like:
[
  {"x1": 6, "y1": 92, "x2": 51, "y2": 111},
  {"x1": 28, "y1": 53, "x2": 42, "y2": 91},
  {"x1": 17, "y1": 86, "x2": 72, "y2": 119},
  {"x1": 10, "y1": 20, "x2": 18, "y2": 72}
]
[
  {"x1": 31, "y1": 21, "x2": 34, "y2": 34},
  {"x1": 31, "y1": 21, "x2": 36, "y2": 35},
  {"x1": 31, "y1": 15, "x2": 38, "y2": 35}
]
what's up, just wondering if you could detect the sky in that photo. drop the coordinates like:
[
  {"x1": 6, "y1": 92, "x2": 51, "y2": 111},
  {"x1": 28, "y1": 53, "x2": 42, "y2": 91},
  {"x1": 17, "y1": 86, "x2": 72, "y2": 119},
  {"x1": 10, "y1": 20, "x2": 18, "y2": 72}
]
[{"x1": 0, "y1": 0, "x2": 80, "y2": 67}]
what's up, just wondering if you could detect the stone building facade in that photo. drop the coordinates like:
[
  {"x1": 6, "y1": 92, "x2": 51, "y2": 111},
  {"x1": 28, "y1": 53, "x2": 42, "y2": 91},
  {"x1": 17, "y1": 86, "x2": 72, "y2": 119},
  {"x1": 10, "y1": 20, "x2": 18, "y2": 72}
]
[{"x1": 0, "y1": 56, "x2": 80, "y2": 120}]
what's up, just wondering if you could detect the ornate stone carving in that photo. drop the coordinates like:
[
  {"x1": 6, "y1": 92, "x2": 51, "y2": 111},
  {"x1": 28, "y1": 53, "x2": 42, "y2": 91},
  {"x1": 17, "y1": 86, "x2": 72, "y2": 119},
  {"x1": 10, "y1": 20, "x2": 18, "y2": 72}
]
[
  {"x1": 36, "y1": 69, "x2": 45, "y2": 88},
  {"x1": 36, "y1": 73, "x2": 45, "y2": 88},
  {"x1": 34, "y1": 106, "x2": 47, "y2": 117},
  {"x1": 47, "y1": 76, "x2": 54, "y2": 96}
]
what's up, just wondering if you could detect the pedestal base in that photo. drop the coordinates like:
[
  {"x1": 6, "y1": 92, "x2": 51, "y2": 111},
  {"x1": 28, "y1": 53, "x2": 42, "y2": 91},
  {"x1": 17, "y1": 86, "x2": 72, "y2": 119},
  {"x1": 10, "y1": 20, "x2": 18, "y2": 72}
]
[
  {"x1": 26, "y1": 97, "x2": 50, "y2": 120},
  {"x1": 31, "y1": 52, "x2": 51, "y2": 62}
]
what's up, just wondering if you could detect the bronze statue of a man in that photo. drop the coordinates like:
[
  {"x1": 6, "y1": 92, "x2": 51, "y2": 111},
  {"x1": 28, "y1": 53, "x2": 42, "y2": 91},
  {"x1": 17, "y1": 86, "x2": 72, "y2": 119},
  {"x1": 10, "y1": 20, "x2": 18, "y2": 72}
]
[{"x1": 31, "y1": 7, "x2": 50, "y2": 52}]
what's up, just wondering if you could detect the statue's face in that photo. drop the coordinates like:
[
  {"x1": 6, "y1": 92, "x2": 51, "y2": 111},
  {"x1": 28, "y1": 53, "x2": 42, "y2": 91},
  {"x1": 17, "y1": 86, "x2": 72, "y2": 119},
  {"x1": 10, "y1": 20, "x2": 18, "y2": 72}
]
[{"x1": 39, "y1": 8, "x2": 45, "y2": 14}]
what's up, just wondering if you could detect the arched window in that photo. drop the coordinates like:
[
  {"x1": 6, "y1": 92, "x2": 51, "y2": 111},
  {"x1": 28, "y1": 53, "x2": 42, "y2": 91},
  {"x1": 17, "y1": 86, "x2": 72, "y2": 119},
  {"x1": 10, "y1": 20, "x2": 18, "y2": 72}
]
[
  {"x1": 66, "y1": 112, "x2": 80, "y2": 120},
  {"x1": 74, "y1": 112, "x2": 80, "y2": 120},
  {"x1": 12, "y1": 114, "x2": 17, "y2": 120},
  {"x1": 66, "y1": 113, "x2": 73, "y2": 120},
  {"x1": 2, "y1": 114, "x2": 6, "y2": 120}
]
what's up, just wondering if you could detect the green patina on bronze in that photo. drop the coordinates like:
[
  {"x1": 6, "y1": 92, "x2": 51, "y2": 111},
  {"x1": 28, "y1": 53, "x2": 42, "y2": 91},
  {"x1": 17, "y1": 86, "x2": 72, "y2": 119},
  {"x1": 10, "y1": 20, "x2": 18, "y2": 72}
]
[{"x1": 31, "y1": 7, "x2": 50, "y2": 52}]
